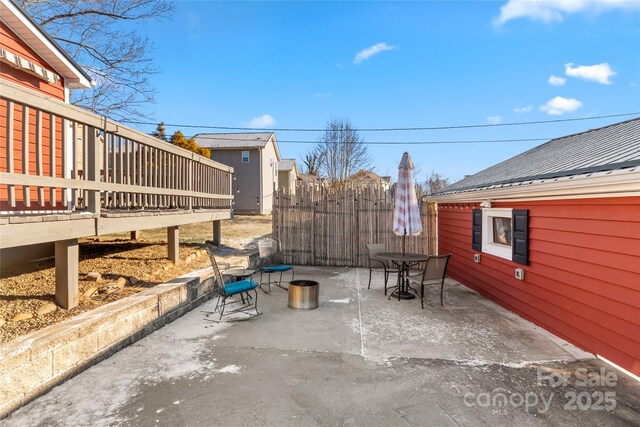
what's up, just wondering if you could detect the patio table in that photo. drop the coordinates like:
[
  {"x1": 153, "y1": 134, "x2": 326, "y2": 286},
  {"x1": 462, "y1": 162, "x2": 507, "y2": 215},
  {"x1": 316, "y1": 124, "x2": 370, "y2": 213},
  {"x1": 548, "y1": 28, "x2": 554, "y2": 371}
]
[
  {"x1": 376, "y1": 252, "x2": 429, "y2": 300},
  {"x1": 223, "y1": 268, "x2": 256, "y2": 283}
]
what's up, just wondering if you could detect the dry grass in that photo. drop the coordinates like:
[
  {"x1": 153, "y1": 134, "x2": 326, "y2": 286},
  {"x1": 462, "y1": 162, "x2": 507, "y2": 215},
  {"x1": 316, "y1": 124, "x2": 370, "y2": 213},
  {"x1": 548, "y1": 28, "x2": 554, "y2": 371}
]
[{"x1": 0, "y1": 215, "x2": 272, "y2": 344}]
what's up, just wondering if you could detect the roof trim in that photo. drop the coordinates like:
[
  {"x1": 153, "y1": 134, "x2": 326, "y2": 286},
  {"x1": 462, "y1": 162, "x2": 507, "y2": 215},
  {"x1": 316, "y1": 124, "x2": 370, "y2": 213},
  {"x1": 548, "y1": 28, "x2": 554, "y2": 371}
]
[
  {"x1": 433, "y1": 159, "x2": 640, "y2": 196},
  {"x1": 269, "y1": 133, "x2": 281, "y2": 161},
  {"x1": 427, "y1": 168, "x2": 640, "y2": 203},
  {"x1": 1, "y1": 0, "x2": 92, "y2": 88}
]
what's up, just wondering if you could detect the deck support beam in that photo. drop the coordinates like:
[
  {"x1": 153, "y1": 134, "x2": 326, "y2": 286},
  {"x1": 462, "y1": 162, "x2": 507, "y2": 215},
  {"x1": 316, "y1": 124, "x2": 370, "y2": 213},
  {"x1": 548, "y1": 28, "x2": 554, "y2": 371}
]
[
  {"x1": 212, "y1": 220, "x2": 221, "y2": 247},
  {"x1": 168, "y1": 226, "x2": 179, "y2": 264},
  {"x1": 55, "y1": 238, "x2": 79, "y2": 309}
]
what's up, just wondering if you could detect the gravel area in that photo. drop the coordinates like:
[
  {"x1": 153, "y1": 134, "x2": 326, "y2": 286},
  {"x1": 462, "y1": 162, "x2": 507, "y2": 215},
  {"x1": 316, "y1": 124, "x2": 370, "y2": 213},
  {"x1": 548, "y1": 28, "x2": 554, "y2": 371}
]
[{"x1": 0, "y1": 215, "x2": 272, "y2": 344}]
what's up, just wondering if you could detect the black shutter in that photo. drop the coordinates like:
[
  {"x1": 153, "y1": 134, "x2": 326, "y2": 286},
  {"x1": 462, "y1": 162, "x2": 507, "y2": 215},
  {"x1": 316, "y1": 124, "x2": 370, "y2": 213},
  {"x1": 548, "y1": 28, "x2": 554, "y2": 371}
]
[
  {"x1": 512, "y1": 209, "x2": 529, "y2": 265},
  {"x1": 472, "y1": 209, "x2": 482, "y2": 251}
]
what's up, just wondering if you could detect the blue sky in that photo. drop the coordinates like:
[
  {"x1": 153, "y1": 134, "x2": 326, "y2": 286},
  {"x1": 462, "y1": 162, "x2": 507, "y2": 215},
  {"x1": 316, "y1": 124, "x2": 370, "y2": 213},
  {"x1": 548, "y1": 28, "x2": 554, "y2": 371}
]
[{"x1": 134, "y1": 1, "x2": 640, "y2": 183}]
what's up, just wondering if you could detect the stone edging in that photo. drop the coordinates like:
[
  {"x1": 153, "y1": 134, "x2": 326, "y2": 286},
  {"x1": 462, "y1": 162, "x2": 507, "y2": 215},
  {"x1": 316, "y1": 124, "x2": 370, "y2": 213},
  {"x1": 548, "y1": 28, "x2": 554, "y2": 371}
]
[{"x1": 0, "y1": 266, "x2": 218, "y2": 419}]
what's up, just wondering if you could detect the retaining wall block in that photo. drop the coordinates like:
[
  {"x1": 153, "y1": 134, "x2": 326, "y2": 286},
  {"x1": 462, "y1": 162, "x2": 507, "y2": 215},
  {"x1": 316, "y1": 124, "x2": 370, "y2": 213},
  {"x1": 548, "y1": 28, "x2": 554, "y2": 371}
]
[
  {"x1": 0, "y1": 341, "x2": 32, "y2": 377},
  {"x1": 0, "y1": 351, "x2": 52, "y2": 403},
  {"x1": 52, "y1": 330, "x2": 100, "y2": 376},
  {"x1": 0, "y1": 394, "x2": 24, "y2": 418},
  {"x1": 157, "y1": 283, "x2": 188, "y2": 317},
  {"x1": 98, "y1": 304, "x2": 159, "y2": 351}
]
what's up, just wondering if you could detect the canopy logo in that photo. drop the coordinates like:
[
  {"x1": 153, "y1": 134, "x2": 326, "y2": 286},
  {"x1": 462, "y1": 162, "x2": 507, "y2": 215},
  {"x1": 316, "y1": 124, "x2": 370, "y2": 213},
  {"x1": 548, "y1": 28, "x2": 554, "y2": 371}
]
[{"x1": 463, "y1": 367, "x2": 618, "y2": 415}]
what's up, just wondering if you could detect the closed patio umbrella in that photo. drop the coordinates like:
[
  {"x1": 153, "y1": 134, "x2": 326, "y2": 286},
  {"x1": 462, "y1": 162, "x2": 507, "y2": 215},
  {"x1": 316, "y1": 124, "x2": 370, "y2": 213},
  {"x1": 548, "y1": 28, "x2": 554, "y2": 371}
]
[{"x1": 393, "y1": 152, "x2": 422, "y2": 254}]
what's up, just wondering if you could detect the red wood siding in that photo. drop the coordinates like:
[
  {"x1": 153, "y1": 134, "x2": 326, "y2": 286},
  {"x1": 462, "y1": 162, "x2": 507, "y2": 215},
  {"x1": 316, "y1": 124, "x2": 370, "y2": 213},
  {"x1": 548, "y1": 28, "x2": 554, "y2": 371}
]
[
  {"x1": 438, "y1": 197, "x2": 640, "y2": 376},
  {"x1": 0, "y1": 99, "x2": 65, "y2": 210},
  {"x1": 0, "y1": 22, "x2": 65, "y2": 100}
]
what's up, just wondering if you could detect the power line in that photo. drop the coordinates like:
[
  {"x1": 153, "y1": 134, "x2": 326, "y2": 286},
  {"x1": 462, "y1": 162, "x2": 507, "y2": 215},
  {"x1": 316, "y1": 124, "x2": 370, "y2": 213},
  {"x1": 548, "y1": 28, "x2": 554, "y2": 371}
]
[
  {"x1": 185, "y1": 135, "x2": 552, "y2": 145},
  {"x1": 123, "y1": 112, "x2": 639, "y2": 132}
]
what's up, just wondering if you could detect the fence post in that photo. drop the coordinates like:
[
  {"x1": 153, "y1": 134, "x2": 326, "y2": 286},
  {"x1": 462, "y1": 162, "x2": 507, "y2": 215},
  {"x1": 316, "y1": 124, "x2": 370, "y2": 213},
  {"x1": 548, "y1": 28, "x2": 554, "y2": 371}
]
[{"x1": 86, "y1": 126, "x2": 101, "y2": 215}]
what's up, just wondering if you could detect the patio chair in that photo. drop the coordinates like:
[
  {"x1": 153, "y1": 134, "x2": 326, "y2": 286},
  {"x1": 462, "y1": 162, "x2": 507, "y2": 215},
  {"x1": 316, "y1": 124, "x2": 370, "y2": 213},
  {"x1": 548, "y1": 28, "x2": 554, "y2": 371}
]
[
  {"x1": 407, "y1": 254, "x2": 452, "y2": 308},
  {"x1": 257, "y1": 238, "x2": 294, "y2": 292},
  {"x1": 206, "y1": 247, "x2": 260, "y2": 320},
  {"x1": 366, "y1": 244, "x2": 399, "y2": 295}
]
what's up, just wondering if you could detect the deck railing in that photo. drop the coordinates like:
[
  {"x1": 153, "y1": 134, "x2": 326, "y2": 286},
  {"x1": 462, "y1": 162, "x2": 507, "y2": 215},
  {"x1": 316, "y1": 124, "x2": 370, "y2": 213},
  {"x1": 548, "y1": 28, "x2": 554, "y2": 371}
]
[{"x1": 0, "y1": 80, "x2": 233, "y2": 215}]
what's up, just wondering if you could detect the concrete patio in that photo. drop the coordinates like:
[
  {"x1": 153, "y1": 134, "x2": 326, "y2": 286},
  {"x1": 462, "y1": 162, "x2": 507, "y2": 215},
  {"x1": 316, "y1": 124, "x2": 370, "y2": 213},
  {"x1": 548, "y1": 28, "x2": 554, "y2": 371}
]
[{"x1": 4, "y1": 266, "x2": 639, "y2": 426}]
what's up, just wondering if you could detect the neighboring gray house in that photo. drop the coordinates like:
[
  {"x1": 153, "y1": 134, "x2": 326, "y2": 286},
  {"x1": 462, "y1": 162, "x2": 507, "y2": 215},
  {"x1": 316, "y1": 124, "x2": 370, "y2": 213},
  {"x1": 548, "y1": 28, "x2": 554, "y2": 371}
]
[
  {"x1": 194, "y1": 132, "x2": 281, "y2": 214},
  {"x1": 277, "y1": 159, "x2": 299, "y2": 195}
]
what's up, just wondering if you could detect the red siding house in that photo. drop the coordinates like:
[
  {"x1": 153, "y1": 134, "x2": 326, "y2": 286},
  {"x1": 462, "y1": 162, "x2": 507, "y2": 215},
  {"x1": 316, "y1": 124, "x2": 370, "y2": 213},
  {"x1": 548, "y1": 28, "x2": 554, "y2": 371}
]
[
  {"x1": 0, "y1": 2, "x2": 234, "y2": 310},
  {"x1": 1, "y1": 0, "x2": 93, "y2": 212},
  {"x1": 429, "y1": 118, "x2": 640, "y2": 377}
]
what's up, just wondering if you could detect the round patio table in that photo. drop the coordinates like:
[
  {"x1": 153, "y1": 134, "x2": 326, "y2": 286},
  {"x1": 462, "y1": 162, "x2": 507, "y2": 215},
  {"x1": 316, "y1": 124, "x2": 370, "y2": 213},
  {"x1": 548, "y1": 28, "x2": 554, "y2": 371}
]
[
  {"x1": 376, "y1": 252, "x2": 429, "y2": 300},
  {"x1": 223, "y1": 268, "x2": 255, "y2": 282}
]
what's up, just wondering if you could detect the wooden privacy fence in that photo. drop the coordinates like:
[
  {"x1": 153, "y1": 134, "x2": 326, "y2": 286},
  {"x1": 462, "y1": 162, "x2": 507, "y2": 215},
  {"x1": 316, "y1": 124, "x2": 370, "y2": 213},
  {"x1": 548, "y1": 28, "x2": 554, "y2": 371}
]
[{"x1": 272, "y1": 184, "x2": 436, "y2": 267}]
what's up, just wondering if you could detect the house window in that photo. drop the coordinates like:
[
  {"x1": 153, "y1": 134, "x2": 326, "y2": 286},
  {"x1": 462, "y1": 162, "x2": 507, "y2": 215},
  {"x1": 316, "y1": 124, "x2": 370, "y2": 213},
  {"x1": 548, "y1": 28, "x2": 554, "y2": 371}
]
[
  {"x1": 472, "y1": 207, "x2": 529, "y2": 265},
  {"x1": 241, "y1": 151, "x2": 250, "y2": 163},
  {"x1": 482, "y1": 208, "x2": 513, "y2": 260},
  {"x1": 492, "y1": 217, "x2": 512, "y2": 246}
]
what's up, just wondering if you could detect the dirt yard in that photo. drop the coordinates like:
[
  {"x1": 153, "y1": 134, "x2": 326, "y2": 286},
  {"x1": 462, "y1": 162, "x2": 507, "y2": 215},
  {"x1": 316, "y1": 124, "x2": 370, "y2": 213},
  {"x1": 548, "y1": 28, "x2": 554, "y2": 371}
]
[{"x1": 0, "y1": 215, "x2": 272, "y2": 344}]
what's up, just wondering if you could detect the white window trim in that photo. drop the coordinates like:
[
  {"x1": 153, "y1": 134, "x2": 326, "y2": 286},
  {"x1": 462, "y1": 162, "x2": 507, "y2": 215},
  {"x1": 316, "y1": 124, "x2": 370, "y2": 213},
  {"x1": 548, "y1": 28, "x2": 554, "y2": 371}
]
[
  {"x1": 482, "y1": 208, "x2": 512, "y2": 260},
  {"x1": 241, "y1": 151, "x2": 250, "y2": 163}
]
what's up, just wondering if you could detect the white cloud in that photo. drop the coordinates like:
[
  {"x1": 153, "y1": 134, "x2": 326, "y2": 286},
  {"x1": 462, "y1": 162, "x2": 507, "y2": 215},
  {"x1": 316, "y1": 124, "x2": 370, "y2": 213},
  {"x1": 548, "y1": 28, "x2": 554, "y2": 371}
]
[
  {"x1": 245, "y1": 114, "x2": 275, "y2": 128},
  {"x1": 565, "y1": 62, "x2": 617, "y2": 84},
  {"x1": 486, "y1": 115, "x2": 502, "y2": 124},
  {"x1": 314, "y1": 92, "x2": 333, "y2": 98},
  {"x1": 539, "y1": 96, "x2": 583, "y2": 115},
  {"x1": 494, "y1": 0, "x2": 640, "y2": 26},
  {"x1": 548, "y1": 75, "x2": 567, "y2": 86},
  {"x1": 353, "y1": 42, "x2": 396, "y2": 64},
  {"x1": 514, "y1": 105, "x2": 533, "y2": 113}
]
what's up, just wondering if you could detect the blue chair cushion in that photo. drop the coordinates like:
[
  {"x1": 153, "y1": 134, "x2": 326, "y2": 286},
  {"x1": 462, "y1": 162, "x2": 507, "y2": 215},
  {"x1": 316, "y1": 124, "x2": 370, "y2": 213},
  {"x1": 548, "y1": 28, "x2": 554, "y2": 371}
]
[
  {"x1": 223, "y1": 280, "x2": 258, "y2": 296},
  {"x1": 261, "y1": 265, "x2": 293, "y2": 273}
]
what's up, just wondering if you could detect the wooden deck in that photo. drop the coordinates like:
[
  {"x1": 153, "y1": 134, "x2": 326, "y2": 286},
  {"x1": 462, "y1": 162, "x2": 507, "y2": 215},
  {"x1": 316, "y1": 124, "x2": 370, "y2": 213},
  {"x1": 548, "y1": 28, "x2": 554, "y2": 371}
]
[
  {"x1": 0, "y1": 80, "x2": 234, "y2": 308},
  {"x1": 1, "y1": 79, "x2": 234, "y2": 247}
]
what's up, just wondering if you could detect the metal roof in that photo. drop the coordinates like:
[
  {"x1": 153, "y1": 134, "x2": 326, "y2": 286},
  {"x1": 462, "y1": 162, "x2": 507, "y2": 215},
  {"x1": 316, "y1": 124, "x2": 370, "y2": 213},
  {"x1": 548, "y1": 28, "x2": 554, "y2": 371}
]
[
  {"x1": 435, "y1": 118, "x2": 640, "y2": 195},
  {"x1": 193, "y1": 132, "x2": 275, "y2": 149}
]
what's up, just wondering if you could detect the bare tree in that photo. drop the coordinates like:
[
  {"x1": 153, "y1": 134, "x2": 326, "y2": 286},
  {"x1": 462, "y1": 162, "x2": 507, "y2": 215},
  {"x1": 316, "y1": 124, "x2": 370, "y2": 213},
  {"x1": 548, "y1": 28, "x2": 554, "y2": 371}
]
[
  {"x1": 316, "y1": 118, "x2": 371, "y2": 185},
  {"x1": 18, "y1": 0, "x2": 173, "y2": 120},
  {"x1": 426, "y1": 170, "x2": 450, "y2": 194}
]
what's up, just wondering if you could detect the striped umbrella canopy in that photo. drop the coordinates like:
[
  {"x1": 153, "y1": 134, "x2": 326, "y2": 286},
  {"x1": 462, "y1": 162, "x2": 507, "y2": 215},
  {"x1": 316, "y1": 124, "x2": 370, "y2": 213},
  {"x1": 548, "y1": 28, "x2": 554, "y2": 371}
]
[{"x1": 392, "y1": 152, "x2": 422, "y2": 254}]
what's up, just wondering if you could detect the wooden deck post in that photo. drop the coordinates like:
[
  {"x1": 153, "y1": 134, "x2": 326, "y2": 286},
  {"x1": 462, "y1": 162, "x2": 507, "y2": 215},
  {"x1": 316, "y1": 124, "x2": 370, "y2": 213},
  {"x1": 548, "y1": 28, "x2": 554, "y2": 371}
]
[
  {"x1": 130, "y1": 231, "x2": 140, "y2": 240},
  {"x1": 212, "y1": 220, "x2": 221, "y2": 247},
  {"x1": 168, "y1": 226, "x2": 179, "y2": 264},
  {"x1": 86, "y1": 127, "x2": 101, "y2": 215},
  {"x1": 55, "y1": 239, "x2": 79, "y2": 309}
]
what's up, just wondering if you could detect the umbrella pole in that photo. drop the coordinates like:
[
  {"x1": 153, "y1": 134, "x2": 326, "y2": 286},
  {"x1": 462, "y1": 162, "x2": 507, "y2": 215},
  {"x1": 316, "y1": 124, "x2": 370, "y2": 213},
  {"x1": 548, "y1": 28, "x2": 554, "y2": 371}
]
[{"x1": 403, "y1": 228, "x2": 407, "y2": 255}]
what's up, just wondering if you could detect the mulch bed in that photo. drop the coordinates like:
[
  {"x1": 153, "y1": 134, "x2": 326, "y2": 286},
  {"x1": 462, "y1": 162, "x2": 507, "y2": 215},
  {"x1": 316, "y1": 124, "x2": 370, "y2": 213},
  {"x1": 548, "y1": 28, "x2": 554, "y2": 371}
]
[{"x1": 0, "y1": 238, "x2": 215, "y2": 344}]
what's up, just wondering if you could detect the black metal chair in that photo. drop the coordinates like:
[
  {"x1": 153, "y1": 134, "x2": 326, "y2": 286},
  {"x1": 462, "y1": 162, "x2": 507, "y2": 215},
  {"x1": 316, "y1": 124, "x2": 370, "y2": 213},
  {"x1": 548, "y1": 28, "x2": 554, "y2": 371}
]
[
  {"x1": 206, "y1": 247, "x2": 260, "y2": 321},
  {"x1": 366, "y1": 244, "x2": 399, "y2": 295},
  {"x1": 407, "y1": 254, "x2": 452, "y2": 308}
]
